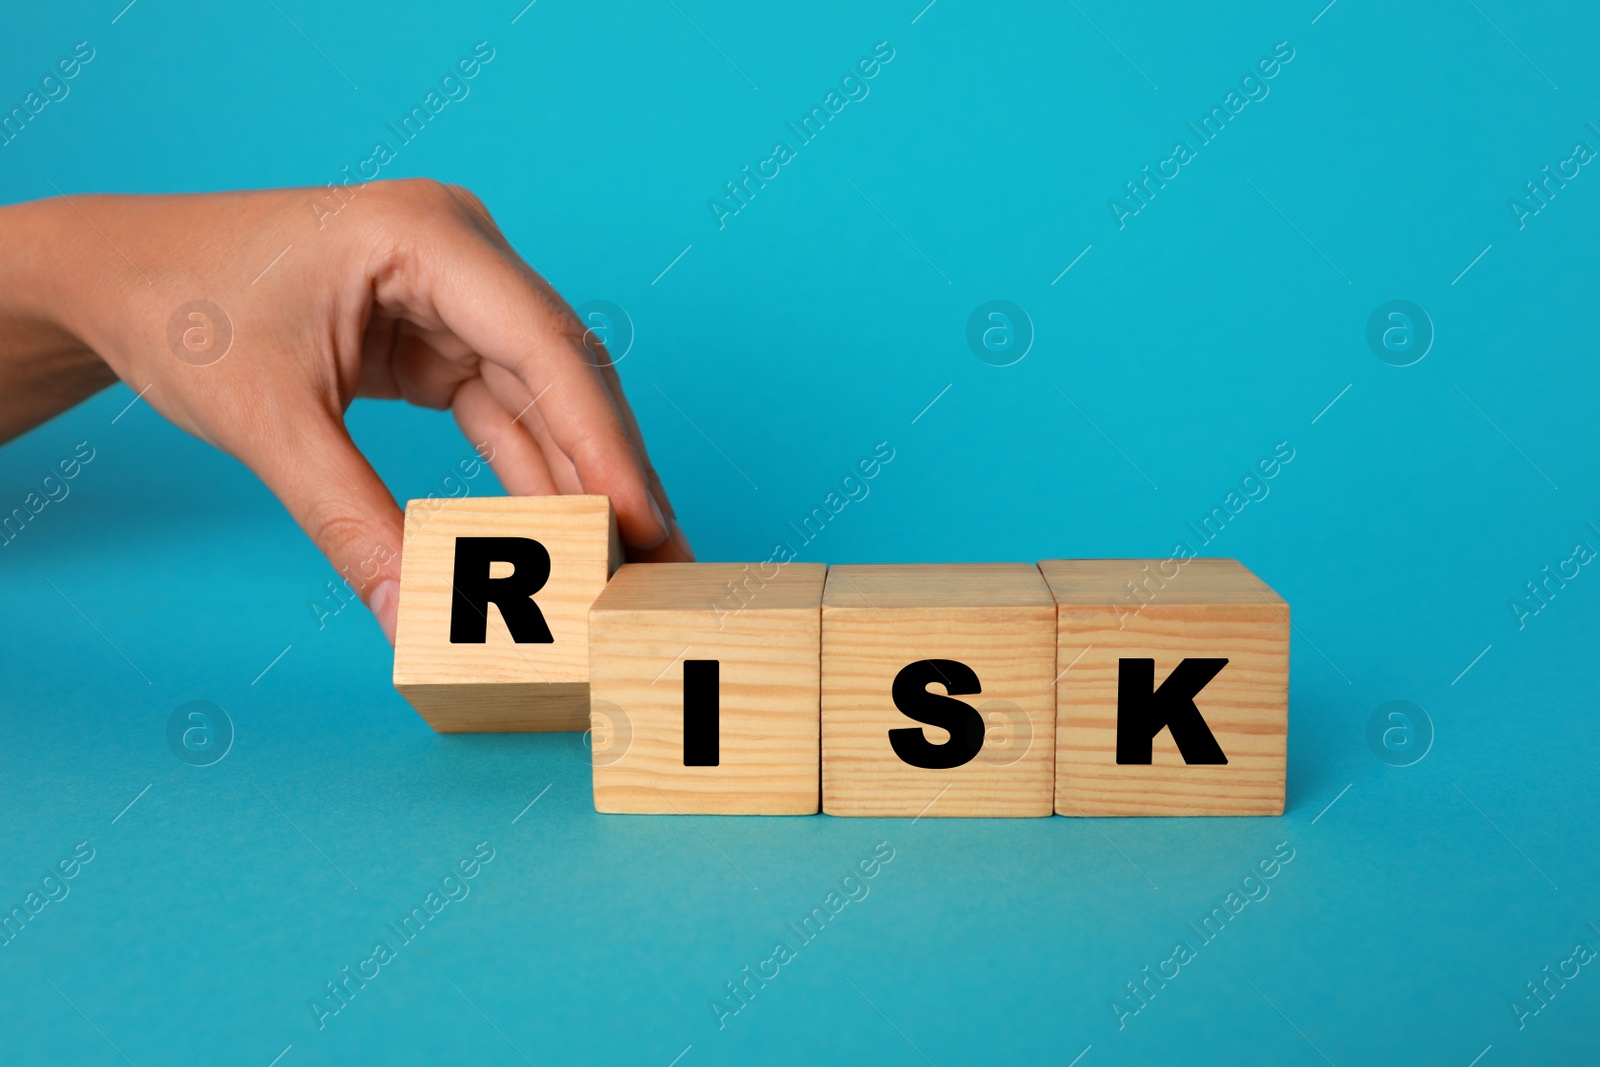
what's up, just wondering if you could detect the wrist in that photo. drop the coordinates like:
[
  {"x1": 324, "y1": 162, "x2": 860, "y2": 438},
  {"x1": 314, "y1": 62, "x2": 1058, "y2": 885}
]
[
  {"x1": 0, "y1": 197, "x2": 119, "y2": 440},
  {"x1": 0, "y1": 198, "x2": 84, "y2": 340}
]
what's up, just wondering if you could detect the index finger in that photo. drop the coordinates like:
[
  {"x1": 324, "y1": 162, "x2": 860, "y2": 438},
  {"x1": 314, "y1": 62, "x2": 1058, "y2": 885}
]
[
  {"x1": 441, "y1": 183, "x2": 689, "y2": 558},
  {"x1": 381, "y1": 205, "x2": 670, "y2": 551}
]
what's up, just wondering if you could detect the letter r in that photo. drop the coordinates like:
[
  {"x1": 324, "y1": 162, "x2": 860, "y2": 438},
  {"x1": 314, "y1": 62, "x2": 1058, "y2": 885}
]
[
  {"x1": 1115, "y1": 658, "x2": 1229, "y2": 764},
  {"x1": 448, "y1": 537, "x2": 554, "y2": 643}
]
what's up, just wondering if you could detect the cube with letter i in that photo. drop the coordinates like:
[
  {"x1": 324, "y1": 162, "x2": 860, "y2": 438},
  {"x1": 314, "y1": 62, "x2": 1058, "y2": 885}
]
[
  {"x1": 587, "y1": 562, "x2": 825, "y2": 815},
  {"x1": 1041, "y1": 558, "x2": 1289, "y2": 817},
  {"x1": 820, "y1": 563, "x2": 1057, "y2": 817},
  {"x1": 392, "y1": 495, "x2": 622, "y2": 732}
]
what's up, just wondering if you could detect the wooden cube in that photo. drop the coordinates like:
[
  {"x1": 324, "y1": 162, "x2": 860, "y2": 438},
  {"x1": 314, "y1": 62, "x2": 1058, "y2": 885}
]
[
  {"x1": 821, "y1": 564, "x2": 1056, "y2": 817},
  {"x1": 392, "y1": 495, "x2": 621, "y2": 732},
  {"x1": 1041, "y1": 558, "x2": 1288, "y2": 817},
  {"x1": 587, "y1": 562, "x2": 825, "y2": 814}
]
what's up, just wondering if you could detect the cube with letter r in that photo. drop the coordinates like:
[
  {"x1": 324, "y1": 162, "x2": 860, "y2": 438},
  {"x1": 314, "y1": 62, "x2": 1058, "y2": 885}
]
[{"x1": 392, "y1": 496, "x2": 621, "y2": 732}]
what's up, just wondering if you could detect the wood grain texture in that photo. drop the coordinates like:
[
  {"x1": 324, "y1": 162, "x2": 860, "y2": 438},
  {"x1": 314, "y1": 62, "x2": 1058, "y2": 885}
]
[
  {"x1": 392, "y1": 495, "x2": 622, "y2": 733},
  {"x1": 821, "y1": 564, "x2": 1056, "y2": 818},
  {"x1": 589, "y1": 563, "x2": 825, "y2": 815},
  {"x1": 1040, "y1": 558, "x2": 1288, "y2": 817}
]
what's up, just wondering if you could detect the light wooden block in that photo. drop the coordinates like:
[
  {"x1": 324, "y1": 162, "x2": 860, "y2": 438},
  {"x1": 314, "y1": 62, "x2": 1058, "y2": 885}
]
[
  {"x1": 587, "y1": 562, "x2": 824, "y2": 814},
  {"x1": 1041, "y1": 558, "x2": 1288, "y2": 817},
  {"x1": 821, "y1": 564, "x2": 1056, "y2": 817},
  {"x1": 393, "y1": 495, "x2": 622, "y2": 732}
]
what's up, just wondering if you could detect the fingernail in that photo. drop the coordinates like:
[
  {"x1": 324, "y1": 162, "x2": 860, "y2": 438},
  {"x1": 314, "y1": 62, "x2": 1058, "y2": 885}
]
[{"x1": 370, "y1": 578, "x2": 399, "y2": 646}]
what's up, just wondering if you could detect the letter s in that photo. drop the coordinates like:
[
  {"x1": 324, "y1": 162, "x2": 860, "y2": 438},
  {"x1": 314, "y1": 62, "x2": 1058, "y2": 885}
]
[{"x1": 887, "y1": 659, "x2": 985, "y2": 769}]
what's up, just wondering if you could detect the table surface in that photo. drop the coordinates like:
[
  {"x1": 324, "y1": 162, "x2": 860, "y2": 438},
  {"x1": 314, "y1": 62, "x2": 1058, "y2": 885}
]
[{"x1": 4, "y1": 2, "x2": 1599, "y2": 1064}]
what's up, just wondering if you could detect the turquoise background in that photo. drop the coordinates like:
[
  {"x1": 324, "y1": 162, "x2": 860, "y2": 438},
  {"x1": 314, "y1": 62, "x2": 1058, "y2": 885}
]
[{"x1": 4, "y1": 1, "x2": 1599, "y2": 1063}]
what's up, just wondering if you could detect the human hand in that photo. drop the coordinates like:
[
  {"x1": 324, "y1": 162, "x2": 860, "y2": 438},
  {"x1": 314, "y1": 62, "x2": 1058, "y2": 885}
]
[{"x1": 0, "y1": 179, "x2": 692, "y2": 642}]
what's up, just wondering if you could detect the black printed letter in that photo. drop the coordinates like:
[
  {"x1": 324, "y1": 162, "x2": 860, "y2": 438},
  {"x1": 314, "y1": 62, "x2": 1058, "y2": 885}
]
[
  {"x1": 889, "y1": 659, "x2": 985, "y2": 770},
  {"x1": 1116, "y1": 658, "x2": 1228, "y2": 764},
  {"x1": 448, "y1": 537, "x2": 553, "y2": 643},
  {"x1": 683, "y1": 659, "x2": 720, "y2": 766}
]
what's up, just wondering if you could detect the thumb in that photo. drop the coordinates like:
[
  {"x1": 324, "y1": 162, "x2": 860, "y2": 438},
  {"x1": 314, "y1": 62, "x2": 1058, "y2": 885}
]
[{"x1": 248, "y1": 408, "x2": 405, "y2": 644}]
